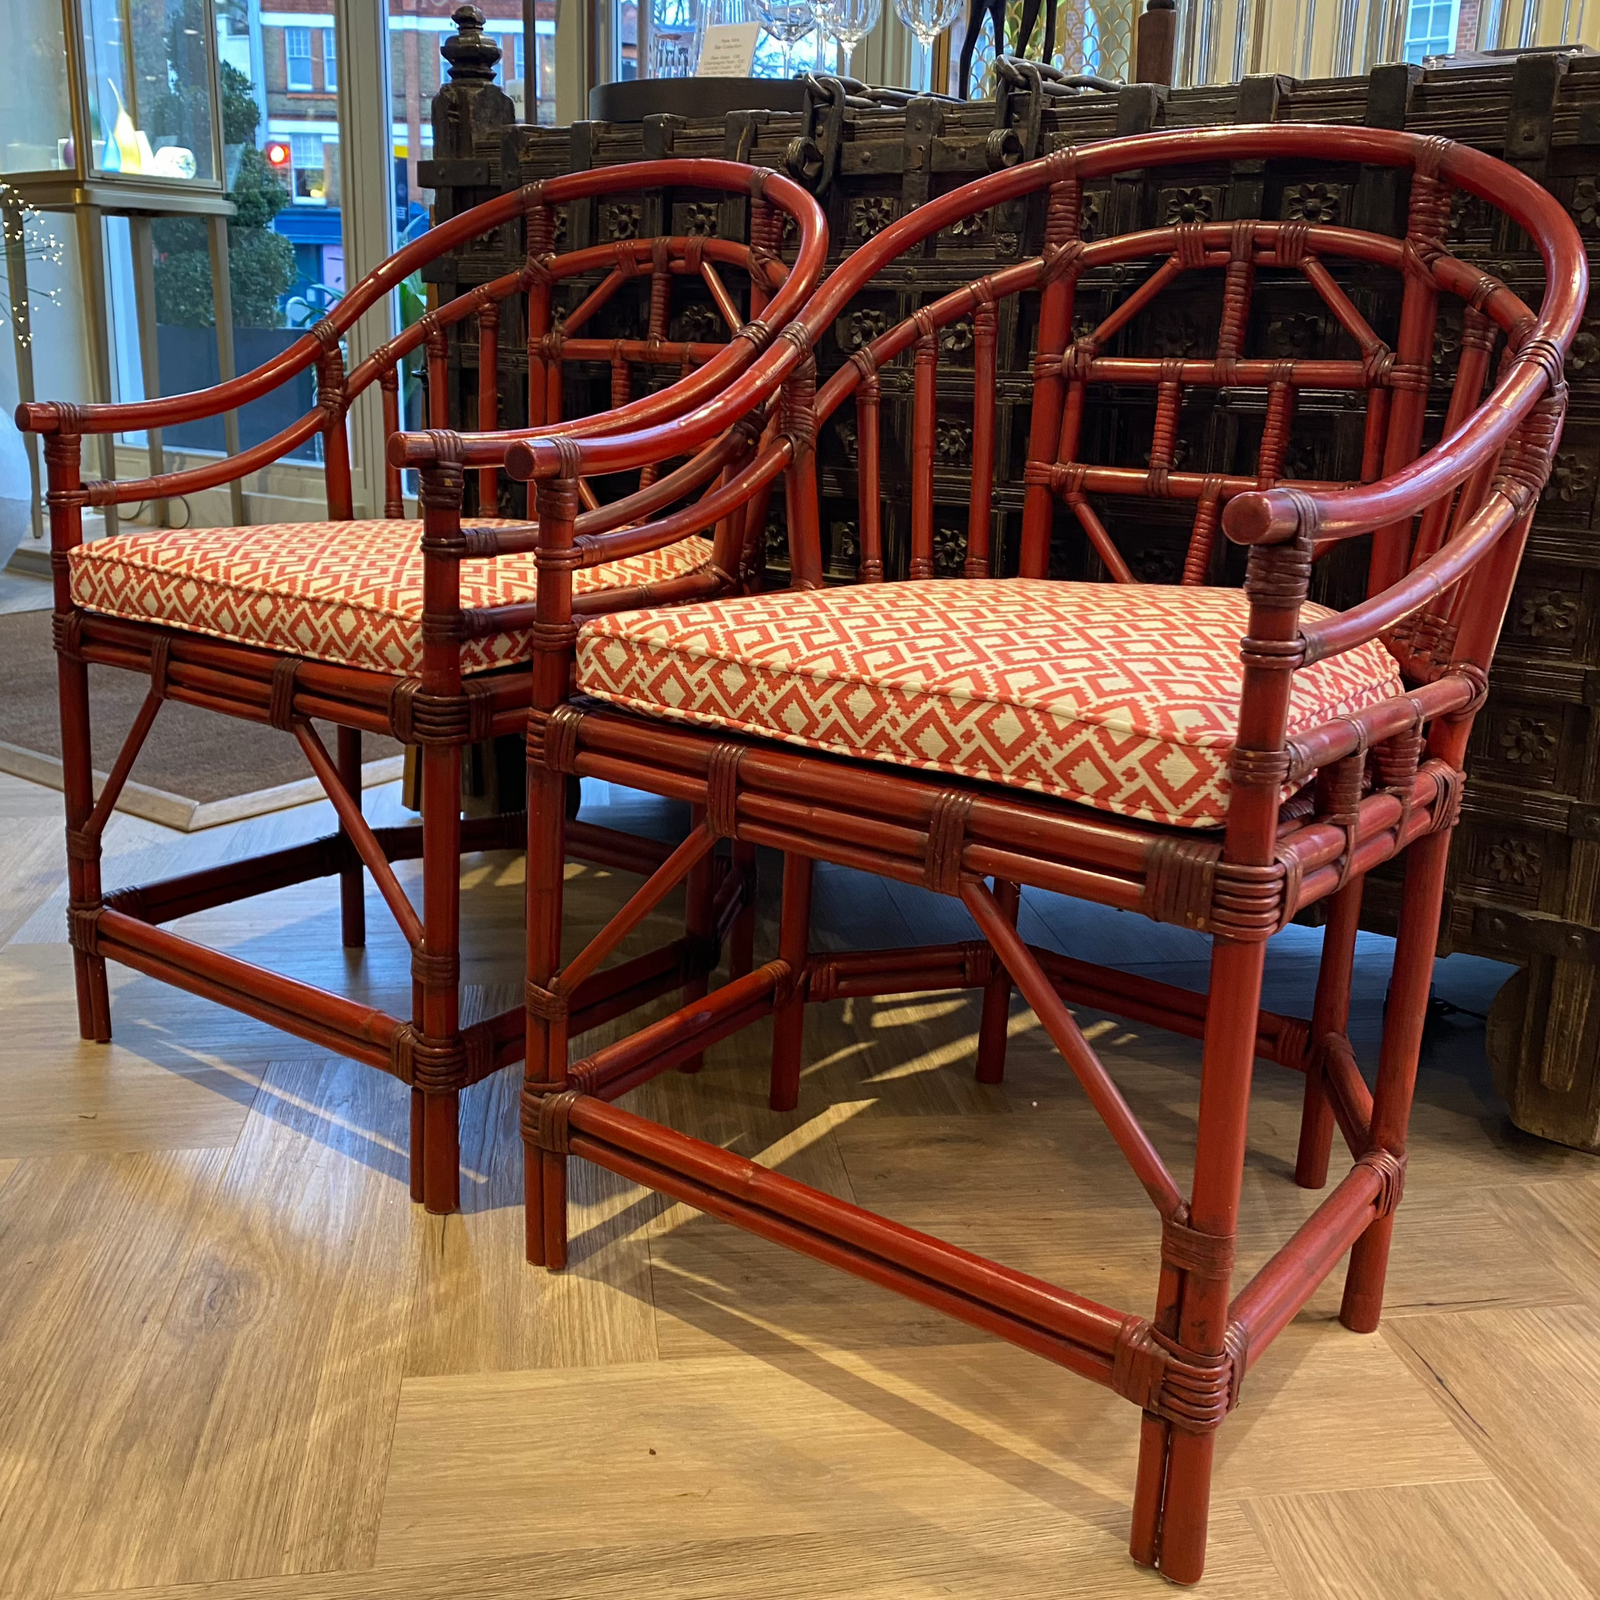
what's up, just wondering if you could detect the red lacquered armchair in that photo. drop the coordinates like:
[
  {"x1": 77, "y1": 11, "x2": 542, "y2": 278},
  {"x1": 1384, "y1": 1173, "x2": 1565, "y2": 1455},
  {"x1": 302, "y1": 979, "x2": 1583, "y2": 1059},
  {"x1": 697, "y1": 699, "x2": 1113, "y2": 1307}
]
[
  {"x1": 17, "y1": 159, "x2": 825, "y2": 1214},
  {"x1": 489, "y1": 126, "x2": 1581, "y2": 1581}
]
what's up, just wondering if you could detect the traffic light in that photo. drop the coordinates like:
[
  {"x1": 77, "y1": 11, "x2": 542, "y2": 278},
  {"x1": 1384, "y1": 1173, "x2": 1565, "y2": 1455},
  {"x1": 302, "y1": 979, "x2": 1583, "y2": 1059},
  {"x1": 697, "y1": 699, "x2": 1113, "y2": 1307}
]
[{"x1": 265, "y1": 140, "x2": 291, "y2": 169}]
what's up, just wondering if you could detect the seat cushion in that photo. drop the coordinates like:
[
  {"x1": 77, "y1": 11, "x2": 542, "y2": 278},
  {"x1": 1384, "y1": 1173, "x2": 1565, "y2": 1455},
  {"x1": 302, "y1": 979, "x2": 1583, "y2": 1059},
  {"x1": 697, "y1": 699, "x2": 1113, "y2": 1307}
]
[
  {"x1": 69, "y1": 519, "x2": 713, "y2": 676},
  {"x1": 575, "y1": 578, "x2": 1405, "y2": 829}
]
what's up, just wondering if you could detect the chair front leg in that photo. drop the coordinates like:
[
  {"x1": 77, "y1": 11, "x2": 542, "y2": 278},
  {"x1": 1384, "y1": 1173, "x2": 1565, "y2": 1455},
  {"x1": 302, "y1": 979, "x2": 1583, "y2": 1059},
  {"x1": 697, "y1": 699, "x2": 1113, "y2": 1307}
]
[
  {"x1": 1340, "y1": 825, "x2": 1449, "y2": 1333},
  {"x1": 524, "y1": 761, "x2": 571, "y2": 1267},
  {"x1": 1132, "y1": 933, "x2": 1266, "y2": 1586},
  {"x1": 45, "y1": 428, "x2": 111, "y2": 1042},
  {"x1": 58, "y1": 640, "x2": 111, "y2": 1042}
]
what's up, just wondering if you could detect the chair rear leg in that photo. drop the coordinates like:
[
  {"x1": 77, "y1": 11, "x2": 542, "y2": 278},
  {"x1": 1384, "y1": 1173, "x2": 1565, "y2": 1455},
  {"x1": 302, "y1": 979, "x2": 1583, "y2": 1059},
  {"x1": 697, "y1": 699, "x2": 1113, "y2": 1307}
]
[
  {"x1": 1340, "y1": 829, "x2": 1450, "y2": 1334},
  {"x1": 58, "y1": 645, "x2": 111, "y2": 1042},
  {"x1": 729, "y1": 840, "x2": 758, "y2": 980},
  {"x1": 1133, "y1": 934, "x2": 1266, "y2": 1585},
  {"x1": 976, "y1": 878, "x2": 1020, "y2": 1083},
  {"x1": 337, "y1": 726, "x2": 366, "y2": 949},
  {"x1": 1295, "y1": 873, "x2": 1365, "y2": 1189},
  {"x1": 524, "y1": 762, "x2": 570, "y2": 1267},
  {"x1": 769, "y1": 851, "x2": 813, "y2": 1112},
  {"x1": 679, "y1": 804, "x2": 714, "y2": 1075}
]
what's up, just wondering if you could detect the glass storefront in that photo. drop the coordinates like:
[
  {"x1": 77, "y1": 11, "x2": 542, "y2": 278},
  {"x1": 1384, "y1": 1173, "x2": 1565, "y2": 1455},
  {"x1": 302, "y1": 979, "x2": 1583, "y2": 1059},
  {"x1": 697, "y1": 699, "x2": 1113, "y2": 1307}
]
[{"x1": 0, "y1": 3, "x2": 74, "y2": 175}]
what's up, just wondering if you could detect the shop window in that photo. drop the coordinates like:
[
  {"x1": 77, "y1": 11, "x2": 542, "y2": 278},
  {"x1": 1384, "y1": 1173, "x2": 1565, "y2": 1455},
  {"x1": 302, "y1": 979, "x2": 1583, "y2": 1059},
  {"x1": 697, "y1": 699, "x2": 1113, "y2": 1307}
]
[{"x1": 534, "y1": 18, "x2": 557, "y2": 123}]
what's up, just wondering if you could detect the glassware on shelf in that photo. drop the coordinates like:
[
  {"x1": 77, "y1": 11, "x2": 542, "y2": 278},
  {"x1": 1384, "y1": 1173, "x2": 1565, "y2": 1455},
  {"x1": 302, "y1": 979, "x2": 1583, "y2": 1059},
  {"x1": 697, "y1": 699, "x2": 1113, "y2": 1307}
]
[
  {"x1": 80, "y1": 0, "x2": 216, "y2": 182},
  {"x1": 750, "y1": 0, "x2": 817, "y2": 78},
  {"x1": 816, "y1": 0, "x2": 881, "y2": 74},
  {"x1": 892, "y1": 0, "x2": 961, "y2": 88},
  {"x1": 648, "y1": 0, "x2": 700, "y2": 77}
]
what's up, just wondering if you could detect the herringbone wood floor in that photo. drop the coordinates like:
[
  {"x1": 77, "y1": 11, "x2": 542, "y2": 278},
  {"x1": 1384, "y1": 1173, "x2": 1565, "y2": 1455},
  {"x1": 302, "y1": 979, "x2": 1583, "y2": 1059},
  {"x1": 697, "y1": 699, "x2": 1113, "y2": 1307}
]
[{"x1": 1, "y1": 763, "x2": 1598, "y2": 1599}]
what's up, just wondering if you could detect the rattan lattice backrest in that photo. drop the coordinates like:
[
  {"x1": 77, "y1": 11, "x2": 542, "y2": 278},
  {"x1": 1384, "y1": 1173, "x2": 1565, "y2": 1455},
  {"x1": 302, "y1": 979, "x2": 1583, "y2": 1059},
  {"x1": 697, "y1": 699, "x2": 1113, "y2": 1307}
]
[{"x1": 789, "y1": 134, "x2": 1545, "y2": 690}]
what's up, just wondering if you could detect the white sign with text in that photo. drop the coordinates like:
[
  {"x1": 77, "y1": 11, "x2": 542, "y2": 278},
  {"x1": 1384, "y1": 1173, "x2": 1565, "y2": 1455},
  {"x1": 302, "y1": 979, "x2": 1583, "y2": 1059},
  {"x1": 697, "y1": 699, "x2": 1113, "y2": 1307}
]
[{"x1": 696, "y1": 23, "x2": 762, "y2": 75}]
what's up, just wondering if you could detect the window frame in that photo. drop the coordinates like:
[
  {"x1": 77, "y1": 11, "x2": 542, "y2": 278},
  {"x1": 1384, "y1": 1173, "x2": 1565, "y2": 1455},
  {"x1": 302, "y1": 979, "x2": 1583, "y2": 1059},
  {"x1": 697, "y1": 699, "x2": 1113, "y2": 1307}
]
[
  {"x1": 290, "y1": 130, "x2": 328, "y2": 204},
  {"x1": 1403, "y1": 0, "x2": 1461, "y2": 59},
  {"x1": 285, "y1": 25, "x2": 314, "y2": 92}
]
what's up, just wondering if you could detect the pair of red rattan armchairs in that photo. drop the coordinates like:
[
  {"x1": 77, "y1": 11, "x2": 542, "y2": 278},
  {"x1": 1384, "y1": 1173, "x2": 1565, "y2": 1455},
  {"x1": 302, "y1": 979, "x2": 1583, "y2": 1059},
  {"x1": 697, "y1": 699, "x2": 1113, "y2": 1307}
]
[{"x1": 24, "y1": 127, "x2": 1583, "y2": 1582}]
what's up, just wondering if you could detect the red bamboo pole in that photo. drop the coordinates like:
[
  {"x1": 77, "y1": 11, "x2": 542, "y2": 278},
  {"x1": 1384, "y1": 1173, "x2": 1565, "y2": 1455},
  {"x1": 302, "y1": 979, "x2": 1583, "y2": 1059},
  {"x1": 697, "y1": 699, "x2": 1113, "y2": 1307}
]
[
  {"x1": 1294, "y1": 873, "x2": 1364, "y2": 1188},
  {"x1": 379, "y1": 366, "x2": 404, "y2": 517},
  {"x1": 97, "y1": 909, "x2": 400, "y2": 1065},
  {"x1": 477, "y1": 300, "x2": 500, "y2": 513},
  {"x1": 574, "y1": 961, "x2": 786, "y2": 1098},
  {"x1": 562, "y1": 826, "x2": 716, "y2": 995},
  {"x1": 910, "y1": 318, "x2": 937, "y2": 578},
  {"x1": 49, "y1": 429, "x2": 110, "y2": 1042},
  {"x1": 975, "y1": 879, "x2": 1019, "y2": 1083},
  {"x1": 770, "y1": 852, "x2": 814, "y2": 1112},
  {"x1": 1228, "y1": 1156, "x2": 1387, "y2": 1359},
  {"x1": 1340, "y1": 826, "x2": 1450, "y2": 1333},
  {"x1": 336, "y1": 726, "x2": 367, "y2": 948},
  {"x1": 856, "y1": 371, "x2": 883, "y2": 580},
  {"x1": 570, "y1": 1095, "x2": 1130, "y2": 1359},
  {"x1": 965, "y1": 880, "x2": 1185, "y2": 1218},
  {"x1": 295, "y1": 723, "x2": 421, "y2": 947}
]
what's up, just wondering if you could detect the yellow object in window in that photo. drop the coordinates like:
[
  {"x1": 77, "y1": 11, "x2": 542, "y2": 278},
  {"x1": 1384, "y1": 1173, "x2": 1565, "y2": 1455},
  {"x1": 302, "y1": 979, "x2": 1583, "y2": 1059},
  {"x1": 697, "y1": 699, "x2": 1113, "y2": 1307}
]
[{"x1": 106, "y1": 77, "x2": 142, "y2": 173}]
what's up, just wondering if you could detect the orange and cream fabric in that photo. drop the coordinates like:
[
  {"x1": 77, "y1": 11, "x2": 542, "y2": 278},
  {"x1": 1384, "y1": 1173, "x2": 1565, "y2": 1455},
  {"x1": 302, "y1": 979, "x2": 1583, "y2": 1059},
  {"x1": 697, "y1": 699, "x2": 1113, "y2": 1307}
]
[
  {"x1": 576, "y1": 579, "x2": 1405, "y2": 828},
  {"x1": 69, "y1": 519, "x2": 713, "y2": 676}
]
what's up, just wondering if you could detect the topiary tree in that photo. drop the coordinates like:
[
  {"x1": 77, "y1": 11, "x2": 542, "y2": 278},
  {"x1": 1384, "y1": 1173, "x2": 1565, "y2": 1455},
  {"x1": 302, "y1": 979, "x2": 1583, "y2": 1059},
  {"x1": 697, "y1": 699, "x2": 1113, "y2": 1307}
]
[{"x1": 152, "y1": 75, "x2": 295, "y2": 329}]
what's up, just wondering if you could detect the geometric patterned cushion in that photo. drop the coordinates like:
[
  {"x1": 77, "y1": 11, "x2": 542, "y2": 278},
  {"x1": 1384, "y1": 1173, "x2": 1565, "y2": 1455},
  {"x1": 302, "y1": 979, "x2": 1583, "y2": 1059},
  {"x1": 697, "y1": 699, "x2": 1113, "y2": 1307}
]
[
  {"x1": 69, "y1": 519, "x2": 713, "y2": 676},
  {"x1": 575, "y1": 578, "x2": 1405, "y2": 828}
]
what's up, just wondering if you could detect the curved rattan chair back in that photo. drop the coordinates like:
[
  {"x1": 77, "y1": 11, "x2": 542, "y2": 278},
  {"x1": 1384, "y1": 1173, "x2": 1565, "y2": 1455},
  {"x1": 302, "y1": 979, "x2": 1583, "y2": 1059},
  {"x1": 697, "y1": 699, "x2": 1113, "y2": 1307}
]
[
  {"x1": 16, "y1": 159, "x2": 826, "y2": 529},
  {"x1": 780, "y1": 129, "x2": 1579, "y2": 649}
]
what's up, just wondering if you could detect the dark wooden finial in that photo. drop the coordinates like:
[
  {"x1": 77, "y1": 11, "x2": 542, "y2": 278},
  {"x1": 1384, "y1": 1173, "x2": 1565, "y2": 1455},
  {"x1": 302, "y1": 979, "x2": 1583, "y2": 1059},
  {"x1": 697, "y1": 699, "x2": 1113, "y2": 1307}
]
[{"x1": 442, "y1": 4, "x2": 502, "y2": 83}]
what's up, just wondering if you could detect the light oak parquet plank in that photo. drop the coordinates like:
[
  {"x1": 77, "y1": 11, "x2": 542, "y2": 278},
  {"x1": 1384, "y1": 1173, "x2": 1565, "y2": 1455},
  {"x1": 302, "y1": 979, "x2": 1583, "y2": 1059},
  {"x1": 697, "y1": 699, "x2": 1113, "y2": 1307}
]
[
  {"x1": 826, "y1": 1111, "x2": 1582, "y2": 1324},
  {"x1": 0, "y1": 815, "x2": 67, "y2": 950},
  {"x1": 373, "y1": 1343, "x2": 1289, "y2": 1593},
  {"x1": 0, "y1": 944, "x2": 268, "y2": 1157},
  {"x1": 36, "y1": 1502, "x2": 1285, "y2": 1600},
  {"x1": 1245, "y1": 1479, "x2": 1590, "y2": 1600},
  {"x1": 0, "y1": 767, "x2": 70, "y2": 818},
  {"x1": 404, "y1": 1058, "x2": 659, "y2": 1379},
  {"x1": 373, "y1": 1326, "x2": 1480, "y2": 1578},
  {"x1": 51, "y1": 1057, "x2": 422, "y2": 1593},
  {"x1": 1487, "y1": 1175, "x2": 1600, "y2": 1305},
  {"x1": 1385, "y1": 1305, "x2": 1600, "y2": 1595},
  {"x1": 0, "y1": 1148, "x2": 232, "y2": 1597}
]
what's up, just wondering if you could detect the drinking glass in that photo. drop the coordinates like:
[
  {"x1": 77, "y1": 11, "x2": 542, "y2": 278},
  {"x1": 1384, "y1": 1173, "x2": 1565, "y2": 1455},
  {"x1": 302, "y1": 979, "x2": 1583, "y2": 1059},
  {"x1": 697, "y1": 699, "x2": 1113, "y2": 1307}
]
[
  {"x1": 817, "y1": 0, "x2": 881, "y2": 73},
  {"x1": 892, "y1": 0, "x2": 961, "y2": 87},
  {"x1": 751, "y1": 0, "x2": 817, "y2": 77}
]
